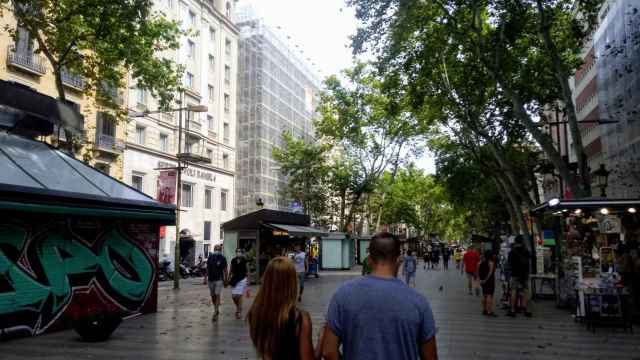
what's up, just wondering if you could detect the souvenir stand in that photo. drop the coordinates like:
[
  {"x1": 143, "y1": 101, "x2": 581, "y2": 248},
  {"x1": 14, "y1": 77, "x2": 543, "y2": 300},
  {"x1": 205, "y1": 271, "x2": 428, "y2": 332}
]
[
  {"x1": 531, "y1": 198, "x2": 640, "y2": 332},
  {"x1": 221, "y1": 209, "x2": 327, "y2": 282}
]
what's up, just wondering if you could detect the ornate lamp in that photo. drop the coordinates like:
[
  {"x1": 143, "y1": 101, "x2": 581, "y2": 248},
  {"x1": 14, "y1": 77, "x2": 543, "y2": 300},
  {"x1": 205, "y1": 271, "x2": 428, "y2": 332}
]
[{"x1": 593, "y1": 164, "x2": 610, "y2": 197}]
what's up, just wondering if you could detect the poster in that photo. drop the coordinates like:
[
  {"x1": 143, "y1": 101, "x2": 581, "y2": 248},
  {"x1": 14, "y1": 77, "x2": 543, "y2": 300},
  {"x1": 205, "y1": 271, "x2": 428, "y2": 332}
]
[
  {"x1": 157, "y1": 170, "x2": 177, "y2": 204},
  {"x1": 599, "y1": 215, "x2": 621, "y2": 234}
]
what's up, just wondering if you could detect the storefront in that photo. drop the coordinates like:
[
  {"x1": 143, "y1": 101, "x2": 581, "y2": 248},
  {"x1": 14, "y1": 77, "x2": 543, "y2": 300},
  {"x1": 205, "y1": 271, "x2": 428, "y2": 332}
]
[
  {"x1": 0, "y1": 132, "x2": 175, "y2": 339},
  {"x1": 222, "y1": 209, "x2": 327, "y2": 281},
  {"x1": 531, "y1": 198, "x2": 640, "y2": 330}
]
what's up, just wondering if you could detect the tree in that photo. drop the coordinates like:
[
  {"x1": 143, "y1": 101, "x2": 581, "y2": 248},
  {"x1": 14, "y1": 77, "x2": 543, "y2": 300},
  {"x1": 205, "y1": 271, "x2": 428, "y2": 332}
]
[
  {"x1": 272, "y1": 132, "x2": 332, "y2": 221},
  {"x1": 2, "y1": 0, "x2": 184, "y2": 145},
  {"x1": 316, "y1": 63, "x2": 421, "y2": 232},
  {"x1": 347, "y1": 0, "x2": 602, "y2": 198}
]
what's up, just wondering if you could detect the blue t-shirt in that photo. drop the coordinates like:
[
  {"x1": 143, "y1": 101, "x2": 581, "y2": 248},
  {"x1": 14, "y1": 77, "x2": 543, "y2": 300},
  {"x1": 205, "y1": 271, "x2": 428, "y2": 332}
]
[{"x1": 326, "y1": 275, "x2": 436, "y2": 360}]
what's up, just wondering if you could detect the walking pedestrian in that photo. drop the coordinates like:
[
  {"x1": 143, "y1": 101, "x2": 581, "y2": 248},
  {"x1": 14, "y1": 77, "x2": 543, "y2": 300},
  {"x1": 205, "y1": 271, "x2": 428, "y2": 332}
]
[
  {"x1": 403, "y1": 250, "x2": 418, "y2": 287},
  {"x1": 507, "y1": 235, "x2": 532, "y2": 317},
  {"x1": 362, "y1": 247, "x2": 372, "y2": 275},
  {"x1": 431, "y1": 246, "x2": 440, "y2": 270},
  {"x1": 229, "y1": 248, "x2": 249, "y2": 319},
  {"x1": 442, "y1": 246, "x2": 450, "y2": 271},
  {"x1": 463, "y1": 246, "x2": 481, "y2": 296},
  {"x1": 454, "y1": 248, "x2": 463, "y2": 271},
  {"x1": 293, "y1": 244, "x2": 308, "y2": 302},
  {"x1": 423, "y1": 250, "x2": 430, "y2": 270},
  {"x1": 320, "y1": 232, "x2": 438, "y2": 360},
  {"x1": 207, "y1": 245, "x2": 228, "y2": 322},
  {"x1": 479, "y1": 250, "x2": 497, "y2": 316},
  {"x1": 247, "y1": 257, "x2": 316, "y2": 360}
]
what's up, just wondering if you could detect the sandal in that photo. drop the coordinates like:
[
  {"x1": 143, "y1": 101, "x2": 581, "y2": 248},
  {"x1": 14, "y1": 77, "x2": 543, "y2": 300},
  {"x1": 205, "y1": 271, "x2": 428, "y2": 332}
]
[{"x1": 235, "y1": 311, "x2": 241, "y2": 320}]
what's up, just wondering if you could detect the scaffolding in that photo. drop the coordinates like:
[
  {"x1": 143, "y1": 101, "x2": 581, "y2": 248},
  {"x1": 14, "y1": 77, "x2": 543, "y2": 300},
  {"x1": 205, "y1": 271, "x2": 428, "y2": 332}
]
[{"x1": 235, "y1": 9, "x2": 320, "y2": 216}]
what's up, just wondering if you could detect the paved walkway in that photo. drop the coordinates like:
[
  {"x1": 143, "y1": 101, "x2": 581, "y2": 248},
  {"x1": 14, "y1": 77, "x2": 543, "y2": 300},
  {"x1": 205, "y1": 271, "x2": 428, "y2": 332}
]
[{"x1": 2, "y1": 266, "x2": 640, "y2": 359}]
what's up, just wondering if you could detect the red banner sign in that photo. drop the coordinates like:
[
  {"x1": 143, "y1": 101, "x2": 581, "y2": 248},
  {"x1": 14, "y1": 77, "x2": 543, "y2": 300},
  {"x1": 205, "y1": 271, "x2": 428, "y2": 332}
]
[{"x1": 157, "y1": 170, "x2": 177, "y2": 204}]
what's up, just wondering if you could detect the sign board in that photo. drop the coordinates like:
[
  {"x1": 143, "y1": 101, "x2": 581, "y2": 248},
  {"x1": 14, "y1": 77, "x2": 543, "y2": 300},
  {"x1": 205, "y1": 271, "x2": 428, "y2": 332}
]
[
  {"x1": 599, "y1": 216, "x2": 621, "y2": 234},
  {"x1": 543, "y1": 229, "x2": 556, "y2": 246},
  {"x1": 157, "y1": 170, "x2": 177, "y2": 204}
]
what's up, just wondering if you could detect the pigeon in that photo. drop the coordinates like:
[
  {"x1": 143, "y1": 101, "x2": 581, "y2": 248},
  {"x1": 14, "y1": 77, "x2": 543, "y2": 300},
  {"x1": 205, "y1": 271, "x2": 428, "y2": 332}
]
[{"x1": 439, "y1": 285, "x2": 444, "y2": 292}]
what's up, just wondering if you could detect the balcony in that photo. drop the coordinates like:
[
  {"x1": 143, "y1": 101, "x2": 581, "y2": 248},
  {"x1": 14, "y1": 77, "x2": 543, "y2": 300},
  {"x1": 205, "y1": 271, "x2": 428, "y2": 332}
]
[
  {"x1": 61, "y1": 69, "x2": 85, "y2": 91},
  {"x1": 6, "y1": 45, "x2": 46, "y2": 75},
  {"x1": 208, "y1": 130, "x2": 217, "y2": 140},
  {"x1": 95, "y1": 133, "x2": 125, "y2": 154}
]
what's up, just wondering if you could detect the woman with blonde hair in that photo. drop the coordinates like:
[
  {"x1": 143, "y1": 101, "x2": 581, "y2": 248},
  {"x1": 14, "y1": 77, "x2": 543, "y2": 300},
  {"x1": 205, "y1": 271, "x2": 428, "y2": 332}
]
[{"x1": 247, "y1": 257, "x2": 315, "y2": 360}]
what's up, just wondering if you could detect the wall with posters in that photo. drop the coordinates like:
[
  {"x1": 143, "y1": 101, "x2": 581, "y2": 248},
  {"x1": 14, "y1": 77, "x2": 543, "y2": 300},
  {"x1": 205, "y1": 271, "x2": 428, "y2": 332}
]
[{"x1": 0, "y1": 213, "x2": 160, "y2": 340}]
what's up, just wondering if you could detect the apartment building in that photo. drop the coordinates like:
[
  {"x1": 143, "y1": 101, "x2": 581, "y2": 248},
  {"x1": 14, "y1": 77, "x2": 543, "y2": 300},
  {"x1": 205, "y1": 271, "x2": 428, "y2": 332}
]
[
  {"x1": 0, "y1": 13, "x2": 126, "y2": 179},
  {"x1": 123, "y1": 0, "x2": 239, "y2": 261},
  {"x1": 235, "y1": 7, "x2": 321, "y2": 216}
]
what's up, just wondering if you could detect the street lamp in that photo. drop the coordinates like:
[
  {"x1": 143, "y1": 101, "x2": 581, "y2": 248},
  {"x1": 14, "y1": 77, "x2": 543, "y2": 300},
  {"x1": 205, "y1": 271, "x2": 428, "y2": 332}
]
[
  {"x1": 132, "y1": 96, "x2": 208, "y2": 290},
  {"x1": 592, "y1": 164, "x2": 610, "y2": 198}
]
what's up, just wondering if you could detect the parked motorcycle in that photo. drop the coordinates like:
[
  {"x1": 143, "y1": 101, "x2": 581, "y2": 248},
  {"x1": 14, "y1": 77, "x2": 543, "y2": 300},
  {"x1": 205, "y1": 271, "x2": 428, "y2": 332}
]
[
  {"x1": 189, "y1": 261, "x2": 207, "y2": 278},
  {"x1": 158, "y1": 259, "x2": 173, "y2": 281}
]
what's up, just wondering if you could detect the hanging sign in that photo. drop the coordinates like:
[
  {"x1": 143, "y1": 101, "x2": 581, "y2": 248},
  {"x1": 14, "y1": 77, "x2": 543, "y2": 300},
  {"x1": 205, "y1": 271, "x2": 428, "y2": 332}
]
[
  {"x1": 599, "y1": 215, "x2": 621, "y2": 234},
  {"x1": 157, "y1": 170, "x2": 177, "y2": 204},
  {"x1": 543, "y1": 229, "x2": 556, "y2": 246}
]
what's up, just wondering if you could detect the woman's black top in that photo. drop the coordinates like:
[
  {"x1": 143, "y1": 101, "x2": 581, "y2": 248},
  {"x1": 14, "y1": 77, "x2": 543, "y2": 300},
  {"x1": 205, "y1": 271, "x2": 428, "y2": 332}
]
[
  {"x1": 271, "y1": 308, "x2": 302, "y2": 360},
  {"x1": 479, "y1": 260, "x2": 495, "y2": 287}
]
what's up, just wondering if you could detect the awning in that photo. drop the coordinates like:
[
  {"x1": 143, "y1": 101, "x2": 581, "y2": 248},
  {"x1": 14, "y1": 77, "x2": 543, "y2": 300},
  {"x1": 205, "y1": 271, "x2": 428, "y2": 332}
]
[
  {"x1": 265, "y1": 223, "x2": 328, "y2": 237},
  {"x1": 0, "y1": 132, "x2": 175, "y2": 223},
  {"x1": 0, "y1": 80, "x2": 84, "y2": 136},
  {"x1": 532, "y1": 198, "x2": 640, "y2": 214}
]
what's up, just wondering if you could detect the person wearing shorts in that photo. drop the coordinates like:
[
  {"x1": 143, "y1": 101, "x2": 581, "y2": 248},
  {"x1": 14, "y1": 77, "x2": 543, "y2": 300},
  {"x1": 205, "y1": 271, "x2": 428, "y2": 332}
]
[
  {"x1": 507, "y1": 235, "x2": 532, "y2": 317},
  {"x1": 207, "y1": 245, "x2": 227, "y2": 322},
  {"x1": 293, "y1": 244, "x2": 308, "y2": 302},
  {"x1": 229, "y1": 249, "x2": 249, "y2": 319},
  {"x1": 463, "y1": 246, "x2": 481, "y2": 296}
]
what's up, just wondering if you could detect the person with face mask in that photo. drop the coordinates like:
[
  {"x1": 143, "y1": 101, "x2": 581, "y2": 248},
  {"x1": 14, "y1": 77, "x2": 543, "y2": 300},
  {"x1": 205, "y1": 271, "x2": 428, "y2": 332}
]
[
  {"x1": 229, "y1": 248, "x2": 249, "y2": 319},
  {"x1": 207, "y1": 245, "x2": 228, "y2": 322}
]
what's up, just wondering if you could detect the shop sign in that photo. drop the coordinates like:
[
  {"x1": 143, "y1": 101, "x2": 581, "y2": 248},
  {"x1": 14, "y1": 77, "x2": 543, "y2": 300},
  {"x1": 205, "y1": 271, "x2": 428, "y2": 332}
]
[
  {"x1": 157, "y1": 170, "x2": 177, "y2": 204},
  {"x1": 599, "y1": 216, "x2": 621, "y2": 234},
  {"x1": 273, "y1": 230, "x2": 289, "y2": 236}
]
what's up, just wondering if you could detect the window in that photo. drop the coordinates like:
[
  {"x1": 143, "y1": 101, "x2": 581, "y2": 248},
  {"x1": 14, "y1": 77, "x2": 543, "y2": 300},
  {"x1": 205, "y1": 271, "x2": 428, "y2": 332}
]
[
  {"x1": 204, "y1": 244, "x2": 210, "y2": 256},
  {"x1": 184, "y1": 72, "x2": 194, "y2": 89},
  {"x1": 223, "y1": 122, "x2": 229, "y2": 144},
  {"x1": 187, "y1": 40, "x2": 195, "y2": 59},
  {"x1": 99, "y1": 112, "x2": 116, "y2": 137},
  {"x1": 225, "y1": 1, "x2": 232, "y2": 17},
  {"x1": 219, "y1": 225, "x2": 224, "y2": 241},
  {"x1": 223, "y1": 153, "x2": 229, "y2": 169},
  {"x1": 95, "y1": 163, "x2": 110, "y2": 175},
  {"x1": 15, "y1": 26, "x2": 34, "y2": 54},
  {"x1": 204, "y1": 221, "x2": 211, "y2": 241},
  {"x1": 187, "y1": 10, "x2": 196, "y2": 27},
  {"x1": 131, "y1": 174, "x2": 144, "y2": 191},
  {"x1": 209, "y1": 27, "x2": 216, "y2": 43},
  {"x1": 208, "y1": 84, "x2": 215, "y2": 101},
  {"x1": 135, "y1": 125, "x2": 146, "y2": 145},
  {"x1": 181, "y1": 183, "x2": 193, "y2": 208},
  {"x1": 225, "y1": 39, "x2": 231, "y2": 55},
  {"x1": 224, "y1": 65, "x2": 231, "y2": 84},
  {"x1": 224, "y1": 93, "x2": 230, "y2": 112},
  {"x1": 207, "y1": 115, "x2": 215, "y2": 130},
  {"x1": 136, "y1": 86, "x2": 146, "y2": 105},
  {"x1": 220, "y1": 189, "x2": 228, "y2": 211},
  {"x1": 206, "y1": 148, "x2": 213, "y2": 161},
  {"x1": 159, "y1": 133, "x2": 169, "y2": 152},
  {"x1": 208, "y1": 54, "x2": 215, "y2": 70},
  {"x1": 204, "y1": 187, "x2": 213, "y2": 209}
]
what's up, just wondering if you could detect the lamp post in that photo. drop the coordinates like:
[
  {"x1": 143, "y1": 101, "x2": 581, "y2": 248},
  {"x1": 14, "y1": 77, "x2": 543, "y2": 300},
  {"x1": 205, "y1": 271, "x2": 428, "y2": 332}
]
[
  {"x1": 131, "y1": 98, "x2": 208, "y2": 290},
  {"x1": 593, "y1": 164, "x2": 610, "y2": 198}
]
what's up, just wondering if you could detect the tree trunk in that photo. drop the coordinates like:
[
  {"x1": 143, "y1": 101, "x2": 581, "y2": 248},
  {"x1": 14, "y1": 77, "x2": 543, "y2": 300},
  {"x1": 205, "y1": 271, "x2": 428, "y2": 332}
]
[
  {"x1": 486, "y1": 141, "x2": 534, "y2": 206},
  {"x1": 535, "y1": 0, "x2": 591, "y2": 197},
  {"x1": 344, "y1": 192, "x2": 363, "y2": 233},
  {"x1": 375, "y1": 142, "x2": 404, "y2": 230},
  {"x1": 494, "y1": 175, "x2": 531, "y2": 245},
  {"x1": 339, "y1": 189, "x2": 347, "y2": 231}
]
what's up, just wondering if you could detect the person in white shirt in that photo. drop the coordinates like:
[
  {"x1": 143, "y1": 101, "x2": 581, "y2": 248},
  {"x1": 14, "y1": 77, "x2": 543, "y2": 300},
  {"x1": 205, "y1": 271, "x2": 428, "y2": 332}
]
[{"x1": 293, "y1": 244, "x2": 308, "y2": 302}]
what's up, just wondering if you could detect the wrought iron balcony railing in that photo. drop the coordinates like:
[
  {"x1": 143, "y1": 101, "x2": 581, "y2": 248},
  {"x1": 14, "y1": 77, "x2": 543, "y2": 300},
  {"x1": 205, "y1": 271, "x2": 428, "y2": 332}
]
[
  {"x1": 95, "y1": 133, "x2": 125, "y2": 153},
  {"x1": 61, "y1": 68, "x2": 85, "y2": 90},
  {"x1": 7, "y1": 45, "x2": 46, "y2": 75}
]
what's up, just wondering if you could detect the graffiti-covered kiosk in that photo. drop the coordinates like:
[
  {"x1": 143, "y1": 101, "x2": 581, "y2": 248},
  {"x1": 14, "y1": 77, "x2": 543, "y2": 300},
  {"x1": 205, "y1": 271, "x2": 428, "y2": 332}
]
[{"x1": 0, "y1": 133, "x2": 175, "y2": 340}]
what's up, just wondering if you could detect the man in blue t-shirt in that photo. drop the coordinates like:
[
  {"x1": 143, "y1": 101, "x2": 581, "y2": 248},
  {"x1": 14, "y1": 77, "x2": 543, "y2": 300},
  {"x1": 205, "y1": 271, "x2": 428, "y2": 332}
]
[
  {"x1": 320, "y1": 232, "x2": 438, "y2": 360},
  {"x1": 207, "y1": 245, "x2": 228, "y2": 322}
]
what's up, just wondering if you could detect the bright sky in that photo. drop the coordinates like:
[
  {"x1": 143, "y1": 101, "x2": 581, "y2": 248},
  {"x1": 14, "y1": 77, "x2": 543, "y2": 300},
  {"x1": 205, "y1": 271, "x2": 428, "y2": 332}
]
[{"x1": 238, "y1": 0, "x2": 436, "y2": 174}]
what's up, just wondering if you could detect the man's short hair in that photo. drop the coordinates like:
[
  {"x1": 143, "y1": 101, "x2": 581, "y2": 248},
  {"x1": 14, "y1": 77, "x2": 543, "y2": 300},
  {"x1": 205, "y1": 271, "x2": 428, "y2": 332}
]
[{"x1": 369, "y1": 232, "x2": 401, "y2": 263}]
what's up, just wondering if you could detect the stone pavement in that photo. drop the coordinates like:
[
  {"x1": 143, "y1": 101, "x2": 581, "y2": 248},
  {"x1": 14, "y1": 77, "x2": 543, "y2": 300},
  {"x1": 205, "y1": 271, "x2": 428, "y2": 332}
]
[{"x1": 2, "y1": 265, "x2": 640, "y2": 360}]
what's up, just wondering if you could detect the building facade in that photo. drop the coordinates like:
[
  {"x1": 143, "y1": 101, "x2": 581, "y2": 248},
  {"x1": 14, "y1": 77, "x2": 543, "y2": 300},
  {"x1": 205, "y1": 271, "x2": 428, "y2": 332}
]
[
  {"x1": 123, "y1": 0, "x2": 239, "y2": 261},
  {"x1": 0, "y1": 13, "x2": 126, "y2": 179},
  {"x1": 594, "y1": 0, "x2": 640, "y2": 198},
  {"x1": 235, "y1": 9, "x2": 320, "y2": 216}
]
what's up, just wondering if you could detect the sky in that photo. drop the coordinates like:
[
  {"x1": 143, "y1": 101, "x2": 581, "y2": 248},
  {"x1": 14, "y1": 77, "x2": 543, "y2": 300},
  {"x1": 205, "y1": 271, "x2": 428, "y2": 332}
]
[{"x1": 238, "y1": 0, "x2": 436, "y2": 174}]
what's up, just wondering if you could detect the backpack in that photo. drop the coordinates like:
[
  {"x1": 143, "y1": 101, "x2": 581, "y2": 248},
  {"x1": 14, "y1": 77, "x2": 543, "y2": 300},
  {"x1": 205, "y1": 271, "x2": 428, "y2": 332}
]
[{"x1": 509, "y1": 247, "x2": 530, "y2": 277}]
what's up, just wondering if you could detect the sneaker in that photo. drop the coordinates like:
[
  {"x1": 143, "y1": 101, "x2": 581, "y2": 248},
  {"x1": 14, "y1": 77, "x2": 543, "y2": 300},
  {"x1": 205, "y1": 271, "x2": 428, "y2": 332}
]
[{"x1": 507, "y1": 311, "x2": 516, "y2": 317}]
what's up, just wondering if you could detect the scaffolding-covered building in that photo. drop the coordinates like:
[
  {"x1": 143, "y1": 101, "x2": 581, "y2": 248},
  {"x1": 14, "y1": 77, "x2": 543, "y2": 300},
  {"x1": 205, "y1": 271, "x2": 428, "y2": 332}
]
[{"x1": 235, "y1": 8, "x2": 320, "y2": 216}]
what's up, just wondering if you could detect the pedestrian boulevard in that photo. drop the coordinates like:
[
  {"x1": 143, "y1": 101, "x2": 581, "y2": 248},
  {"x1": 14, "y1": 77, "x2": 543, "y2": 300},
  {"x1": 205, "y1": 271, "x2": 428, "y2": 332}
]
[{"x1": 2, "y1": 266, "x2": 639, "y2": 359}]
